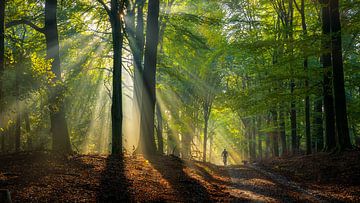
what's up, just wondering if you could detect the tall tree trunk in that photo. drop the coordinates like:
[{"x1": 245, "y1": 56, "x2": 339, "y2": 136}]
[
  {"x1": 271, "y1": 110, "x2": 279, "y2": 157},
  {"x1": 45, "y1": 0, "x2": 72, "y2": 153},
  {"x1": 125, "y1": 0, "x2": 145, "y2": 153},
  {"x1": 313, "y1": 97, "x2": 324, "y2": 151},
  {"x1": 258, "y1": 135, "x2": 262, "y2": 160},
  {"x1": 296, "y1": 0, "x2": 312, "y2": 154},
  {"x1": 209, "y1": 132, "x2": 213, "y2": 162},
  {"x1": 133, "y1": 0, "x2": 145, "y2": 143},
  {"x1": 320, "y1": 0, "x2": 337, "y2": 151},
  {"x1": 257, "y1": 118, "x2": 262, "y2": 160},
  {"x1": 15, "y1": 62, "x2": 20, "y2": 152},
  {"x1": 290, "y1": 89, "x2": 298, "y2": 154},
  {"x1": 15, "y1": 109, "x2": 20, "y2": 152},
  {"x1": 288, "y1": 0, "x2": 297, "y2": 155},
  {"x1": 139, "y1": 0, "x2": 160, "y2": 155},
  {"x1": 24, "y1": 110, "x2": 32, "y2": 150},
  {"x1": 279, "y1": 108, "x2": 287, "y2": 155},
  {"x1": 1, "y1": 132, "x2": 4, "y2": 152},
  {"x1": 251, "y1": 119, "x2": 256, "y2": 160},
  {"x1": 265, "y1": 133, "x2": 270, "y2": 158},
  {"x1": 110, "y1": 0, "x2": 124, "y2": 155},
  {"x1": 155, "y1": 102, "x2": 163, "y2": 154},
  {"x1": 0, "y1": 0, "x2": 5, "y2": 151},
  {"x1": 203, "y1": 109, "x2": 209, "y2": 162},
  {"x1": 329, "y1": 0, "x2": 352, "y2": 150}
]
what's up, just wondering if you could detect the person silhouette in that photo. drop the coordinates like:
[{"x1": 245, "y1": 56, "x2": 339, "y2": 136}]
[{"x1": 221, "y1": 149, "x2": 228, "y2": 166}]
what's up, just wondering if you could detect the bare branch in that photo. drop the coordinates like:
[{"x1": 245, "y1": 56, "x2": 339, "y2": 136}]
[
  {"x1": 6, "y1": 19, "x2": 45, "y2": 33},
  {"x1": 293, "y1": 0, "x2": 302, "y2": 14},
  {"x1": 95, "y1": 0, "x2": 111, "y2": 16}
]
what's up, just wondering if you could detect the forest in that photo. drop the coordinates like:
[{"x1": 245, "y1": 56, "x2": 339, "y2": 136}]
[{"x1": 0, "y1": 0, "x2": 359, "y2": 202}]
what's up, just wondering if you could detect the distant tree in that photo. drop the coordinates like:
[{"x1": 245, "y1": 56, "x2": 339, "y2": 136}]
[
  {"x1": 294, "y1": 0, "x2": 311, "y2": 155},
  {"x1": 7, "y1": 0, "x2": 72, "y2": 153},
  {"x1": 329, "y1": 0, "x2": 352, "y2": 150},
  {"x1": 139, "y1": 0, "x2": 160, "y2": 155},
  {"x1": 0, "y1": 0, "x2": 4, "y2": 152},
  {"x1": 44, "y1": 0, "x2": 72, "y2": 153},
  {"x1": 96, "y1": 0, "x2": 125, "y2": 154},
  {"x1": 320, "y1": 0, "x2": 337, "y2": 151}
]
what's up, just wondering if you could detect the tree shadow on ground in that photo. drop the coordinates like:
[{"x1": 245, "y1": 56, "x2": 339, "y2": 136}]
[
  {"x1": 96, "y1": 154, "x2": 131, "y2": 202},
  {"x1": 0, "y1": 152, "x2": 103, "y2": 202},
  {"x1": 192, "y1": 163, "x2": 340, "y2": 202},
  {"x1": 147, "y1": 155, "x2": 213, "y2": 202}
]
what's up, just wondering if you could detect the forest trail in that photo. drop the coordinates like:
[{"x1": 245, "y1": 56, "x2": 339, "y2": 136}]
[{"x1": 0, "y1": 151, "x2": 359, "y2": 202}]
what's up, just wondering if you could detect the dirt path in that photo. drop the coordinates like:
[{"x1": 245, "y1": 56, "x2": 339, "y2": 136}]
[
  {"x1": 0, "y1": 152, "x2": 358, "y2": 202},
  {"x1": 189, "y1": 162, "x2": 324, "y2": 202}
]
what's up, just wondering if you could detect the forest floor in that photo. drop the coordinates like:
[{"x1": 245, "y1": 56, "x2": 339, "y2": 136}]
[{"x1": 0, "y1": 151, "x2": 359, "y2": 202}]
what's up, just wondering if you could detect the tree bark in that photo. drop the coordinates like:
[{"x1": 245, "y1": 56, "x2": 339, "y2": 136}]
[
  {"x1": 279, "y1": 108, "x2": 287, "y2": 155},
  {"x1": 320, "y1": 0, "x2": 337, "y2": 151},
  {"x1": 329, "y1": 0, "x2": 352, "y2": 150},
  {"x1": 252, "y1": 118, "x2": 257, "y2": 160},
  {"x1": 296, "y1": 0, "x2": 311, "y2": 154},
  {"x1": 133, "y1": 0, "x2": 145, "y2": 145},
  {"x1": 313, "y1": 98, "x2": 324, "y2": 151},
  {"x1": 288, "y1": 0, "x2": 297, "y2": 155},
  {"x1": 139, "y1": 0, "x2": 160, "y2": 155},
  {"x1": 110, "y1": 0, "x2": 124, "y2": 155},
  {"x1": 45, "y1": 0, "x2": 72, "y2": 153},
  {"x1": 203, "y1": 109, "x2": 209, "y2": 162},
  {"x1": 156, "y1": 102, "x2": 163, "y2": 154},
  {"x1": 0, "y1": 0, "x2": 5, "y2": 149},
  {"x1": 257, "y1": 118, "x2": 262, "y2": 160},
  {"x1": 265, "y1": 133, "x2": 270, "y2": 158},
  {"x1": 271, "y1": 110, "x2": 279, "y2": 157}
]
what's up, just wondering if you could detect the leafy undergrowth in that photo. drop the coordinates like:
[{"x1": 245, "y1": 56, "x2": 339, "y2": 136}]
[
  {"x1": 0, "y1": 151, "x2": 359, "y2": 202},
  {"x1": 258, "y1": 150, "x2": 360, "y2": 201}
]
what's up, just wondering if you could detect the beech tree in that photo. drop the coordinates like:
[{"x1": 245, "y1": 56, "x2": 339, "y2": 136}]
[{"x1": 139, "y1": 0, "x2": 160, "y2": 154}]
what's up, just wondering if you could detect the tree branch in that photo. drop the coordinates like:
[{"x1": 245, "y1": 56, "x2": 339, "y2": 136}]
[
  {"x1": 6, "y1": 19, "x2": 45, "y2": 33},
  {"x1": 95, "y1": 0, "x2": 111, "y2": 16},
  {"x1": 293, "y1": 0, "x2": 302, "y2": 14}
]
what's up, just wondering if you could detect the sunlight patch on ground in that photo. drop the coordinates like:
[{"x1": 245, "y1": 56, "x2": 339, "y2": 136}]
[
  {"x1": 227, "y1": 188, "x2": 277, "y2": 202},
  {"x1": 243, "y1": 178, "x2": 276, "y2": 186}
]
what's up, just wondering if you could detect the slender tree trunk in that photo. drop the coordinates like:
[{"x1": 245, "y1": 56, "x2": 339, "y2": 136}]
[
  {"x1": 15, "y1": 109, "x2": 20, "y2": 152},
  {"x1": 0, "y1": 0, "x2": 5, "y2": 151},
  {"x1": 24, "y1": 110, "x2": 32, "y2": 150},
  {"x1": 1, "y1": 132, "x2": 4, "y2": 152},
  {"x1": 258, "y1": 135, "x2": 262, "y2": 160},
  {"x1": 279, "y1": 108, "x2": 287, "y2": 155},
  {"x1": 203, "y1": 111, "x2": 209, "y2": 162},
  {"x1": 288, "y1": 0, "x2": 298, "y2": 155},
  {"x1": 139, "y1": 0, "x2": 160, "y2": 155},
  {"x1": 329, "y1": 0, "x2": 352, "y2": 150},
  {"x1": 313, "y1": 97, "x2": 324, "y2": 151},
  {"x1": 44, "y1": 0, "x2": 72, "y2": 153},
  {"x1": 133, "y1": 0, "x2": 145, "y2": 138},
  {"x1": 15, "y1": 63, "x2": 20, "y2": 152},
  {"x1": 109, "y1": 0, "x2": 124, "y2": 155},
  {"x1": 297, "y1": 0, "x2": 312, "y2": 154},
  {"x1": 271, "y1": 110, "x2": 279, "y2": 157},
  {"x1": 252, "y1": 118, "x2": 257, "y2": 160},
  {"x1": 290, "y1": 91, "x2": 297, "y2": 153},
  {"x1": 209, "y1": 132, "x2": 213, "y2": 162},
  {"x1": 265, "y1": 133, "x2": 270, "y2": 158},
  {"x1": 127, "y1": 0, "x2": 145, "y2": 153},
  {"x1": 257, "y1": 118, "x2": 262, "y2": 160},
  {"x1": 320, "y1": 0, "x2": 337, "y2": 151},
  {"x1": 156, "y1": 102, "x2": 163, "y2": 154}
]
